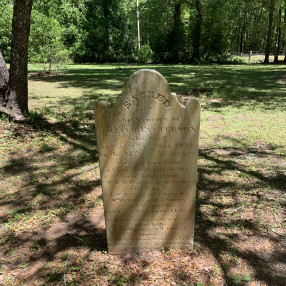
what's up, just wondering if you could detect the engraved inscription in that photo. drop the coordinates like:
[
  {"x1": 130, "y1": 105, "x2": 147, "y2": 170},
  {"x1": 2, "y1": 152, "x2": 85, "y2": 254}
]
[
  {"x1": 98, "y1": 125, "x2": 195, "y2": 135},
  {"x1": 94, "y1": 69, "x2": 200, "y2": 253},
  {"x1": 123, "y1": 91, "x2": 171, "y2": 108}
]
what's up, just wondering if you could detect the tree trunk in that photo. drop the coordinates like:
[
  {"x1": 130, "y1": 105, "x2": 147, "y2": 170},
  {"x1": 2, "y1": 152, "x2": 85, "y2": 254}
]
[
  {"x1": 274, "y1": 6, "x2": 282, "y2": 62},
  {"x1": 171, "y1": 3, "x2": 182, "y2": 62},
  {"x1": 283, "y1": 2, "x2": 286, "y2": 61},
  {"x1": 137, "y1": 0, "x2": 141, "y2": 50},
  {"x1": 251, "y1": 8, "x2": 258, "y2": 51},
  {"x1": 239, "y1": 7, "x2": 247, "y2": 54},
  {"x1": 0, "y1": 0, "x2": 33, "y2": 120},
  {"x1": 192, "y1": 0, "x2": 202, "y2": 62},
  {"x1": 264, "y1": 0, "x2": 275, "y2": 63},
  {"x1": 0, "y1": 52, "x2": 9, "y2": 99},
  {"x1": 0, "y1": 51, "x2": 17, "y2": 118},
  {"x1": 0, "y1": 51, "x2": 12, "y2": 114},
  {"x1": 236, "y1": 21, "x2": 242, "y2": 53},
  {"x1": 8, "y1": 0, "x2": 33, "y2": 115}
]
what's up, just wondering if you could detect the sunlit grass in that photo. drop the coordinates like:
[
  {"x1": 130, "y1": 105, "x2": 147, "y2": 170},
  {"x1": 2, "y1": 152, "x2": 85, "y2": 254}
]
[
  {"x1": 27, "y1": 63, "x2": 286, "y2": 157},
  {"x1": 28, "y1": 63, "x2": 286, "y2": 110},
  {"x1": 0, "y1": 63, "x2": 285, "y2": 285}
]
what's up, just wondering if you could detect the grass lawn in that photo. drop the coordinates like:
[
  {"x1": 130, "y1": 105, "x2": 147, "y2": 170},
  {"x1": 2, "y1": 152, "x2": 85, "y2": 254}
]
[{"x1": 0, "y1": 63, "x2": 285, "y2": 286}]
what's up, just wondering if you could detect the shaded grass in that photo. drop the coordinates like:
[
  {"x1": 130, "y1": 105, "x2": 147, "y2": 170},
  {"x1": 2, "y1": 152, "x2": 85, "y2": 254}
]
[
  {"x1": 28, "y1": 63, "x2": 286, "y2": 112},
  {"x1": 0, "y1": 63, "x2": 285, "y2": 285}
]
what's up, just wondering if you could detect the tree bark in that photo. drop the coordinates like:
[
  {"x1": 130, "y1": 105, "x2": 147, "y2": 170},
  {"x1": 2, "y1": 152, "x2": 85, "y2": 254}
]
[
  {"x1": 264, "y1": 0, "x2": 275, "y2": 63},
  {"x1": 171, "y1": 3, "x2": 182, "y2": 62},
  {"x1": 0, "y1": 51, "x2": 11, "y2": 115},
  {"x1": 0, "y1": 0, "x2": 33, "y2": 120},
  {"x1": 283, "y1": 2, "x2": 286, "y2": 61},
  {"x1": 251, "y1": 7, "x2": 259, "y2": 51},
  {"x1": 0, "y1": 51, "x2": 9, "y2": 98},
  {"x1": 274, "y1": 6, "x2": 281, "y2": 62},
  {"x1": 192, "y1": 0, "x2": 202, "y2": 62},
  {"x1": 239, "y1": 6, "x2": 247, "y2": 54}
]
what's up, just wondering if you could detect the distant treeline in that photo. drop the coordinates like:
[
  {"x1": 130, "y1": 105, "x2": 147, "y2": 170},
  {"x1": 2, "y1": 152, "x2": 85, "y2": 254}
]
[{"x1": 0, "y1": 0, "x2": 285, "y2": 64}]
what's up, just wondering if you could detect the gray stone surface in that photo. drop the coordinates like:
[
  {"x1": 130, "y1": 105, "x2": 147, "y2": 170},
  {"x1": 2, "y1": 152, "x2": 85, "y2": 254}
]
[{"x1": 94, "y1": 69, "x2": 200, "y2": 253}]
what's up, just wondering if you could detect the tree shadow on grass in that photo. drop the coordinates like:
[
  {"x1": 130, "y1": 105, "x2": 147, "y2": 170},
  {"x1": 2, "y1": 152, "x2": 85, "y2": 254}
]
[
  {"x1": 1, "y1": 117, "x2": 285, "y2": 285},
  {"x1": 1, "y1": 84, "x2": 286, "y2": 285},
  {"x1": 0, "y1": 113, "x2": 109, "y2": 285},
  {"x1": 28, "y1": 64, "x2": 286, "y2": 112},
  {"x1": 194, "y1": 137, "x2": 286, "y2": 285}
]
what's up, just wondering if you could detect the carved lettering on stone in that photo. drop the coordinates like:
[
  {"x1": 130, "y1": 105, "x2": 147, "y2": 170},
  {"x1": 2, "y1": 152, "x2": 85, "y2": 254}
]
[{"x1": 94, "y1": 69, "x2": 200, "y2": 253}]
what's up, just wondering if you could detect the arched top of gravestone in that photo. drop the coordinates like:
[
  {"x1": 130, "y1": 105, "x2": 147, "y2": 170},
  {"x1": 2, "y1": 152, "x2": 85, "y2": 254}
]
[
  {"x1": 116, "y1": 69, "x2": 185, "y2": 112},
  {"x1": 95, "y1": 68, "x2": 200, "y2": 131}
]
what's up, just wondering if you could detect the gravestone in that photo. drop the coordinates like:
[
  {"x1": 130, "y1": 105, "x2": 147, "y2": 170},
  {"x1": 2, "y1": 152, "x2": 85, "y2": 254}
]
[{"x1": 94, "y1": 69, "x2": 200, "y2": 254}]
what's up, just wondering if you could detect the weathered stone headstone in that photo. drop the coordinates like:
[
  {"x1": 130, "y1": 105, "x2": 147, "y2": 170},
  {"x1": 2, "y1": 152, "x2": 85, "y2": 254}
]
[{"x1": 94, "y1": 69, "x2": 200, "y2": 253}]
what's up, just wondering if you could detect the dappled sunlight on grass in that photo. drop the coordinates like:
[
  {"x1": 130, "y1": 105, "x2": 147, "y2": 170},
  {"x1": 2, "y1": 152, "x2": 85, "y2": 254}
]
[
  {"x1": 28, "y1": 63, "x2": 286, "y2": 112},
  {"x1": 0, "y1": 63, "x2": 285, "y2": 285}
]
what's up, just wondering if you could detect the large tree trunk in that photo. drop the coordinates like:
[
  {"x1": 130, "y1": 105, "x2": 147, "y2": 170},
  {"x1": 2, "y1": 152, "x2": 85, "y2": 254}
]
[
  {"x1": 264, "y1": 0, "x2": 275, "y2": 63},
  {"x1": 0, "y1": 0, "x2": 33, "y2": 120}
]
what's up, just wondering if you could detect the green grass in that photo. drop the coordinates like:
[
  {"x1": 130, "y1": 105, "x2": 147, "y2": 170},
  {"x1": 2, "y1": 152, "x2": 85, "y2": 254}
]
[
  {"x1": 28, "y1": 63, "x2": 286, "y2": 111},
  {"x1": 0, "y1": 63, "x2": 285, "y2": 286}
]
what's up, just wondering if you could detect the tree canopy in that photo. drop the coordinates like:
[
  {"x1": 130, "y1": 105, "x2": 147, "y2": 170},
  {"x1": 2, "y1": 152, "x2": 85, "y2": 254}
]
[{"x1": 1, "y1": 0, "x2": 285, "y2": 64}]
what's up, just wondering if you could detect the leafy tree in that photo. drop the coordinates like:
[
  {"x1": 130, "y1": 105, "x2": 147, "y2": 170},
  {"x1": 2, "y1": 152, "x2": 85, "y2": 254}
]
[
  {"x1": 53, "y1": 0, "x2": 89, "y2": 62},
  {"x1": 0, "y1": 3, "x2": 13, "y2": 61},
  {"x1": 1, "y1": 0, "x2": 285, "y2": 67},
  {"x1": 29, "y1": 10, "x2": 70, "y2": 71},
  {"x1": 72, "y1": 0, "x2": 135, "y2": 62},
  {"x1": 139, "y1": 0, "x2": 174, "y2": 62}
]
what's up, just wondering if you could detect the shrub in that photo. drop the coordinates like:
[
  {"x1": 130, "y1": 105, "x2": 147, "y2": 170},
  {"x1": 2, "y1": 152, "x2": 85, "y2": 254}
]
[{"x1": 137, "y1": 45, "x2": 153, "y2": 63}]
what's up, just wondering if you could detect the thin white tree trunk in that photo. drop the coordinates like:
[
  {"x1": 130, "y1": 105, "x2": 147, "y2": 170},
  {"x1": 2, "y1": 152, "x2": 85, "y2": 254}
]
[{"x1": 137, "y1": 0, "x2": 141, "y2": 50}]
